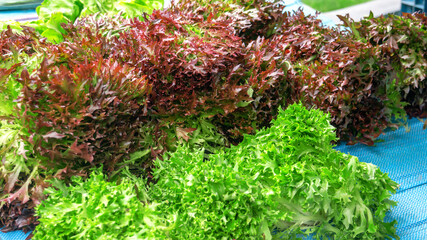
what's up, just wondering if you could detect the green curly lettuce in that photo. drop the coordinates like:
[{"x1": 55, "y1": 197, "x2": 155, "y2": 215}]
[
  {"x1": 33, "y1": 167, "x2": 175, "y2": 240},
  {"x1": 149, "y1": 103, "x2": 399, "y2": 239}
]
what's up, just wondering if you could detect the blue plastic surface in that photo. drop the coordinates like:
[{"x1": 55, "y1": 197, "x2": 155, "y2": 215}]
[
  {"x1": 335, "y1": 117, "x2": 427, "y2": 240},
  {"x1": 0, "y1": 228, "x2": 31, "y2": 240}
]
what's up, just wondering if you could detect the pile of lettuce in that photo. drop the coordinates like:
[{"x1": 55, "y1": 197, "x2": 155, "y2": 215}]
[
  {"x1": 33, "y1": 168, "x2": 175, "y2": 240},
  {"x1": 34, "y1": 103, "x2": 399, "y2": 239},
  {"x1": 2, "y1": 0, "x2": 425, "y2": 237}
]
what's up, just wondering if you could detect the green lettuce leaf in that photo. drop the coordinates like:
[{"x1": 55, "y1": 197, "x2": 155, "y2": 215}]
[{"x1": 34, "y1": 0, "x2": 163, "y2": 42}]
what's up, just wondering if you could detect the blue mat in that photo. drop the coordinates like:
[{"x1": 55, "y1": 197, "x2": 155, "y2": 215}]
[
  {"x1": 335, "y1": 117, "x2": 427, "y2": 240},
  {"x1": 0, "y1": 228, "x2": 31, "y2": 240}
]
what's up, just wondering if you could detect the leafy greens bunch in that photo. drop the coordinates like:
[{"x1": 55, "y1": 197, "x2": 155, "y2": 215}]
[
  {"x1": 0, "y1": 26, "x2": 49, "y2": 233},
  {"x1": 341, "y1": 13, "x2": 427, "y2": 118},
  {"x1": 274, "y1": 10, "x2": 408, "y2": 145},
  {"x1": 149, "y1": 103, "x2": 399, "y2": 239},
  {"x1": 45, "y1": 7, "x2": 290, "y2": 146},
  {"x1": 33, "y1": 168, "x2": 174, "y2": 240},
  {"x1": 172, "y1": 0, "x2": 287, "y2": 42},
  {"x1": 105, "y1": 9, "x2": 290, "y2": 143},
  {"x1": 19, "y1": 57, "x2": 150, "y2": 171}
]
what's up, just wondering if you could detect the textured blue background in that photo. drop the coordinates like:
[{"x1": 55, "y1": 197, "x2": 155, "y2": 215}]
[
  {"x1": 335, "y1": 117, "x2": 427, "y2": 240},
  {"x1": 0, "y1": 228, "x2": 31, "y2": 240}
]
